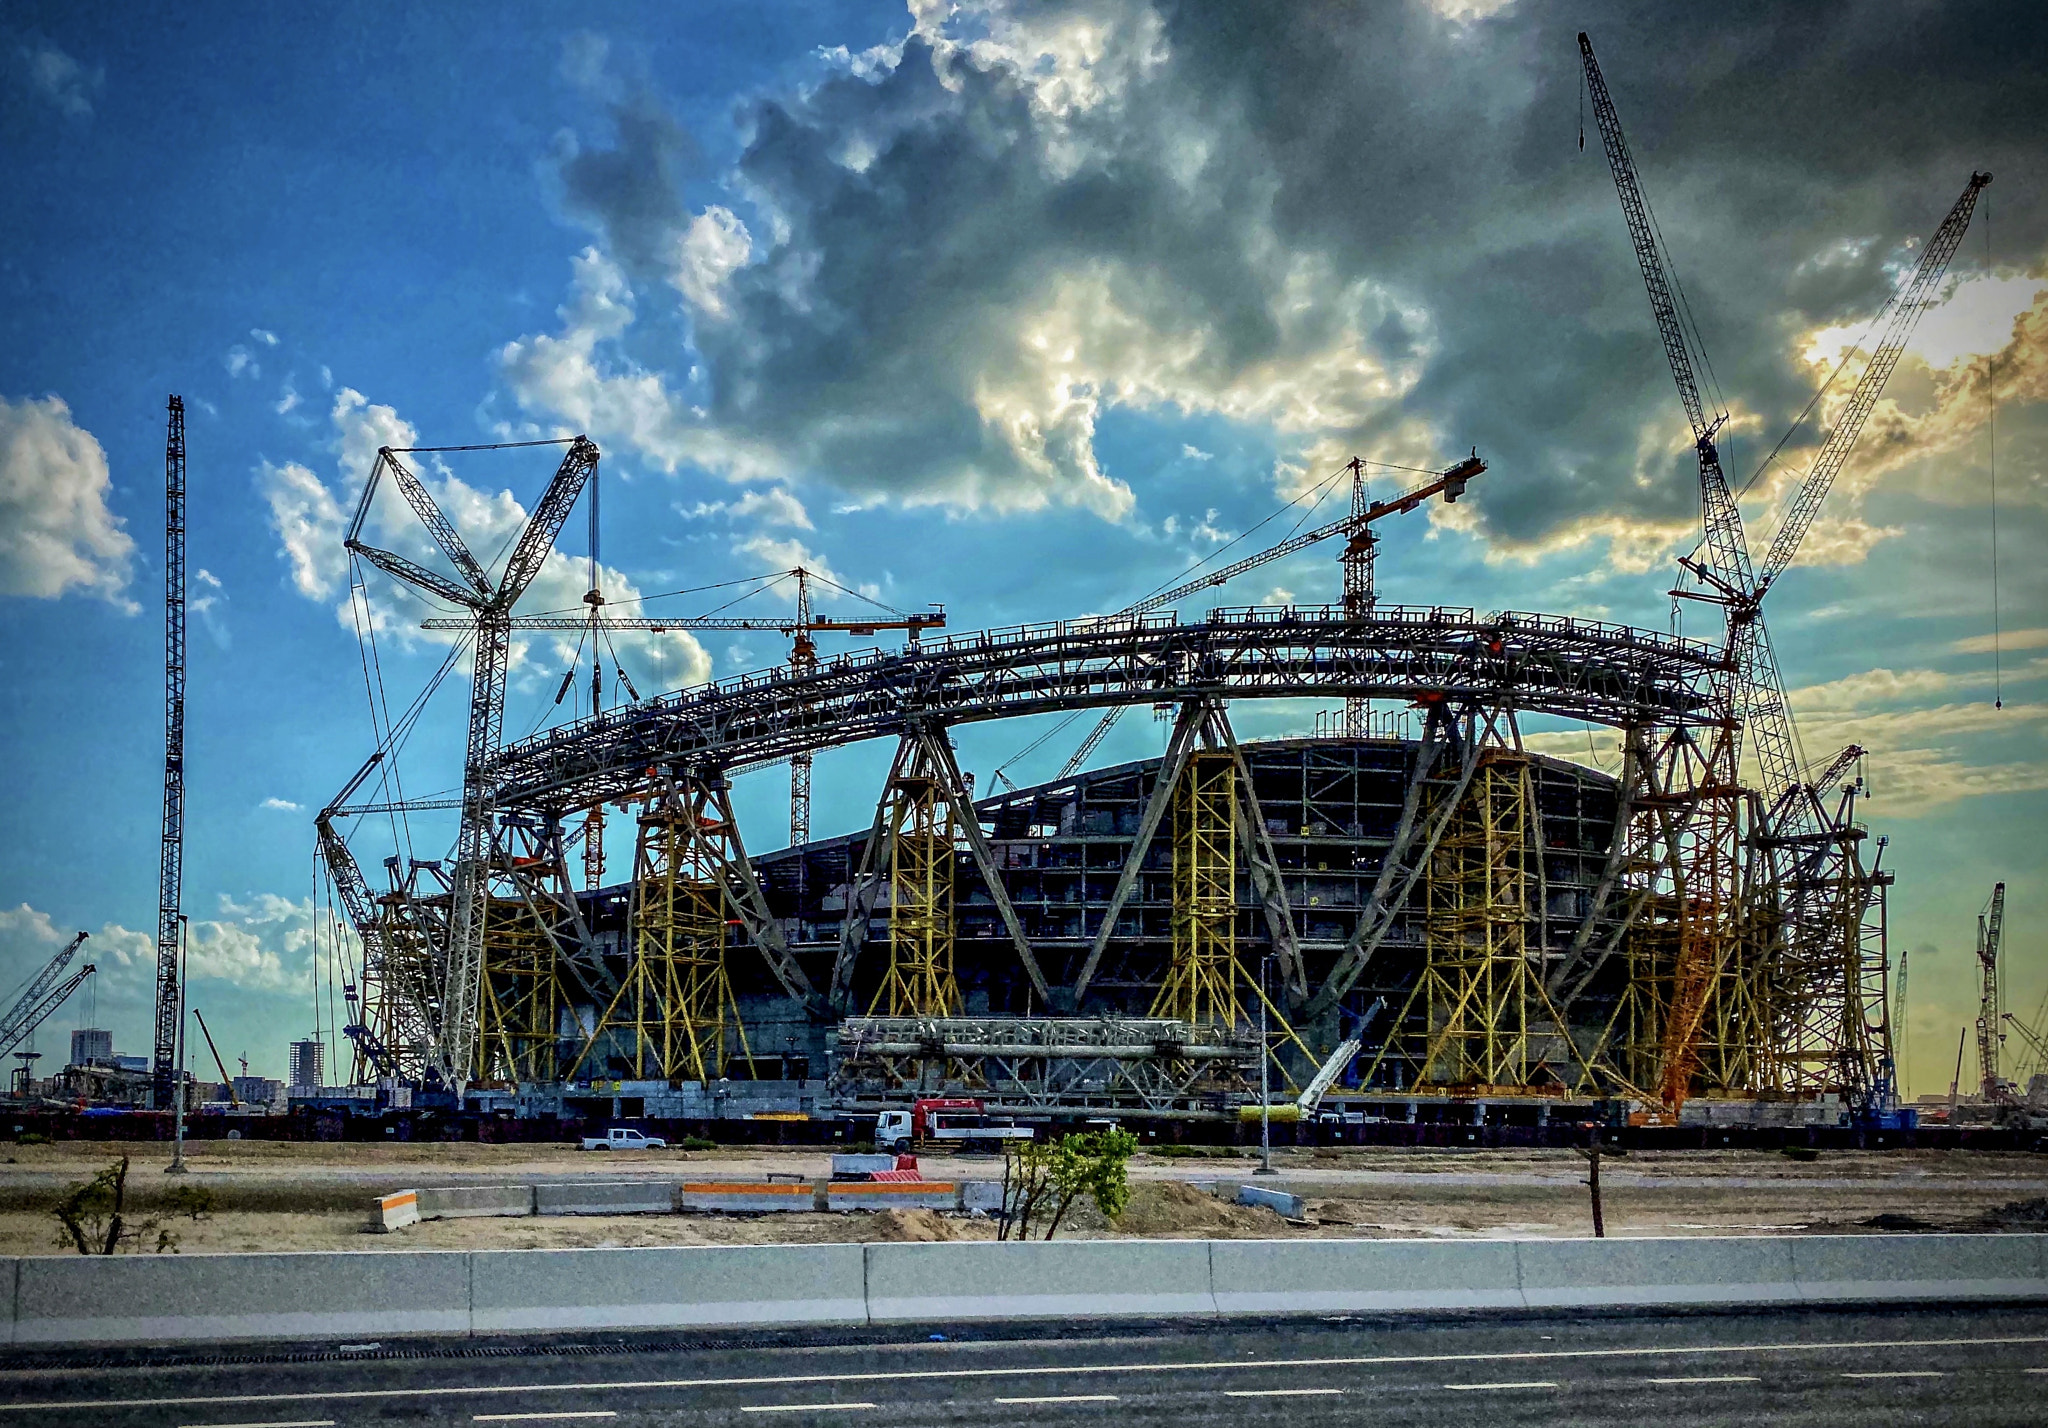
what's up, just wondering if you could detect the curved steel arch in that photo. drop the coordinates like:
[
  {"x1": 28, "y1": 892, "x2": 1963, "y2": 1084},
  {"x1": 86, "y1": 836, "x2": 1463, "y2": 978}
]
[{"x1": 489, "y1": 603, "x2": 1720, "y2": 815}]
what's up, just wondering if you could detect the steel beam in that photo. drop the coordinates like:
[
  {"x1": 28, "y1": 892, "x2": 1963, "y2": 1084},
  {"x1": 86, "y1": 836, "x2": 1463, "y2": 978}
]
[
  {"x1": 915, "y1": 722, "x2": 1053, "y2": 1006},
  {"x1": 1069, "y1": 700, "x2": 1208, "y2": 1006}
]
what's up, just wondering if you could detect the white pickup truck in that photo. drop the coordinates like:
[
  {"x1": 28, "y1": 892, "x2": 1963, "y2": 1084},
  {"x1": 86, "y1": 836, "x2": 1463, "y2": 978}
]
[{"x1": 579, "y1": 1127, "x2": 668, "y2": 1151}]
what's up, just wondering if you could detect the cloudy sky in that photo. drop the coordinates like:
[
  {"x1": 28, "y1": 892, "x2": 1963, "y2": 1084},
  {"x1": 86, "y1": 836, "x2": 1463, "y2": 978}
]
[{"x1": 1, "y1": 0, "x2": 2041, "y2": 1090}]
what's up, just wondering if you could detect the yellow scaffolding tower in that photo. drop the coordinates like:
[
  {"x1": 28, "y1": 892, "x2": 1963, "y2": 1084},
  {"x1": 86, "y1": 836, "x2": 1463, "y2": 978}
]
[
  {"x1": 1399, "y1": 751, "x2": 1586, "y2": 1090},
  {"x1": 1152, "y1": 750, "x2": 1242, "y2": 1028},
  {"x1": 873, "y1": 769, "x2": 961, "y2": 1017},
  {"x1": 477, "y1": 895, "x2": 561, "y2": 1084},
  {"x1": 574, "y1": 797, "x2": 748, "y2": 1080}
]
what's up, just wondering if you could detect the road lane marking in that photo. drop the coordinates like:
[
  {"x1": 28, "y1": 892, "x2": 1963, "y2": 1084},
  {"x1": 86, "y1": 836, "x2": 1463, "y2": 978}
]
[
  {"x1": 11, "y1": 1333, "x2": 2044, "y2": 1415},
  {"x1": 1842, "y1": 1371, "x2": 1946, "y2": 1379},
  {"x1": 180, "y1": 1421, "x2": 335, "y2": 1428},
  {"x1": 740, "y1": 1405, "x2": 876, "y2": 1415},
  {"x1": 1647, "y1": 1376, "x2": 1760, "y2": 1385},
  {"x1": 1223, "y1": 1388, "x2": 1344, "y2": 1397},
  {"x1": 994, "y1": 1396, "x2": 1121, "y2": 1404},
  {"x1": 1445, "y1": 1381, "x2": 1558, "y2": 1391},
  {"x1": 474, "y1": 1416, "x2": 619, "y2": 1424}
]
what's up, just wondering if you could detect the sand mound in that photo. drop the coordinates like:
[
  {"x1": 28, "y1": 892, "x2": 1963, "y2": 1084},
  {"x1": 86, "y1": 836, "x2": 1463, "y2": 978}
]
[
  {"x1": 868, "y1": 1208, "x2": 962, "y2": 1242},
  {"x1": 1112, "y1": 1180, "x2": 1276, "y2": 1237}
]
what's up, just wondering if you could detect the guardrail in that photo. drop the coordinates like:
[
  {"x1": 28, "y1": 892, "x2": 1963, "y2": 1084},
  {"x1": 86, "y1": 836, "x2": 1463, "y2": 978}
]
[{"x1": 4, "y1": 1233, "x2": 2041, "y2": 1345}]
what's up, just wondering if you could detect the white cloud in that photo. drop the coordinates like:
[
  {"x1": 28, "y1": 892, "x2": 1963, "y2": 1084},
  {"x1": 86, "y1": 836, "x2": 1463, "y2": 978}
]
[
  {"x1": 259, "y1": 458, "x2": 349, "y2": 599},
  {"x1": 680, "y1": 486, "x2": 812, "y2": 529},
  {"x1": 225, "y1": 345, "x2": 259, "y2": 379},
  {"x1": 735, "y1": 533, "x2": 847, "y2": 588},
  {"x1": 669, "y1": 206, "x2": 752, "y2": 319},
  {"x1": 260, "y1": 797, "x2": 301, "y2": 812},
  {"x1": 16, "y1": 40, "x2": 101, "y2": 119},
  {"x1": 1955, "y1": 627, "x2": 2048, "y2": 656},
  {"x1": 276, "y1": 378, "x2": 302, "y2": 416},
  {"x1": 251, "y1": 328, "x2": 279, "y2": 347},
  {"x1": 191, "y1": 567, "x2": 229, "y2": 647},
  {"x1": 498, "y1": 249, "x2": 781, "y2": 482},
  {"x1": 1181, "y1": 444, "x2": 1214, "y2": 462},
  {"x1": 0, "y1": 394, "x2": 135, "y2": 607}
]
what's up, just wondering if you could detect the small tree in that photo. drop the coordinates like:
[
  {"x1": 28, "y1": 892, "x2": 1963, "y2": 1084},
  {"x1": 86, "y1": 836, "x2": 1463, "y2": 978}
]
[
  {"x1": 52, "y1": 1157, "x2": 177, "y2": 1255},
  {"x1": 1000, "y1": 1129, "x2": 1137, "y2": 1240}
]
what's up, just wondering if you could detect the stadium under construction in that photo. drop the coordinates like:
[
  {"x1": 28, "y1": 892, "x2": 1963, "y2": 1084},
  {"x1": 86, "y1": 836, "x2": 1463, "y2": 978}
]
[{"x1": 281, "y1": 47, "x2": 2007, "y2": 1140}]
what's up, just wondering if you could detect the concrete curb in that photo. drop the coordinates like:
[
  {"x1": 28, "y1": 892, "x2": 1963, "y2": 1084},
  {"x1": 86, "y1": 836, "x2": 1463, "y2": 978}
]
[{"x1": 6, "y1": 1233, "x2": 2043, "y2": 1346}]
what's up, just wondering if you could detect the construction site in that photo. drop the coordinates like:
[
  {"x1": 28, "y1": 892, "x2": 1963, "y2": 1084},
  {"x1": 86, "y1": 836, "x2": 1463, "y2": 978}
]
[{"x1": 7, "y1": 39, "x2": 2042, "y2": 1153}]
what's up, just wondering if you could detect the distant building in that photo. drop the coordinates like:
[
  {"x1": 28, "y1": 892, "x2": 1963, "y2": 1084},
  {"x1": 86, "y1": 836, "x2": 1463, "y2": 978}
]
[
  {"x1": 232, "y1": 1075, "x2": 284, "y2": 1109},
  {"x1": 112, "y1": 1055, "x2": 148, "y2": 1074},
  {"x1": 69, "y1": 1028, "x2": 112, "y2": 1067},
  {"x1": 288, "y1": 1040, "x2": 325, "y2": 1091}
]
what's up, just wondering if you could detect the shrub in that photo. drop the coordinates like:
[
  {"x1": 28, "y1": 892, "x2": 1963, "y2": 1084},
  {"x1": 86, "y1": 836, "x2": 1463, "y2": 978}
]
[
  {"x1": 998, "y1": 1128, "x2": 1138, "y2": 1241},
  {"x1": 681, "y1": 1136, "x2": 718, "y2": 1152},
  {"x1": 52, "y1": 1157, "x2": 177, "y2": 1255}
]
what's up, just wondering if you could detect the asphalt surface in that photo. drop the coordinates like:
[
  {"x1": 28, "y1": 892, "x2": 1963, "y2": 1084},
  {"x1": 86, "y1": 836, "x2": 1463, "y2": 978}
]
[{"x1": 1, "y1": 1305, "x2": 2043, "y2": 1425}]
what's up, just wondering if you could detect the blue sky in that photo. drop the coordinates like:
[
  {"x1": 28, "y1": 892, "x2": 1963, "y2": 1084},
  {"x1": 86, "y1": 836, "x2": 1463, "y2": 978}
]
[{"x1": 1, "y1": 1, "x2": 2041, "y2": 1090}]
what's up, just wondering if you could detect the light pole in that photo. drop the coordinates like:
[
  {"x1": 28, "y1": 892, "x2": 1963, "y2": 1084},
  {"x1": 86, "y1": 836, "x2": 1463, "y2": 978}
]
[
  {"x1": 1254, "y1": 952, "x2": 1276, "y2": 1176},
  {"x1": 166, "y1": 914, "x2": 189, "y2": 1175}
]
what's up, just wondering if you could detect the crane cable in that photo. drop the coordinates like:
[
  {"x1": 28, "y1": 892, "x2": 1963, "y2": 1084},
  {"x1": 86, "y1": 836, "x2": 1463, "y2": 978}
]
[{"x1": 1987, "y1": 189, "x2": 2003, "y2": 710}]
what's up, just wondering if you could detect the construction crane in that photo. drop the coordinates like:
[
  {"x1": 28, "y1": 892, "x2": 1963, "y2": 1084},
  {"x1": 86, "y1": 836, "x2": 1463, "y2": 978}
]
[
  {"x1": 0, "y1": 933, "x2": 95, "y2": 1063},
  {"x1": 152, "y1": 395, "x2": 186, "y2": 1112},
  {"x1": 1580, "y1": 33, "x2": 1984, "y2": 1109},
  {"x1": 1976, "y1": 882, "x2": 2008, "y2": 1101},
  {"x1": 344, "y1": 437, "x2": 599, "y2": 1092},
  {"x1": 425, "y1": 566, "x2": 945, "y2": 848},
  {"x1": 1052, "y1": 454, "x2": 1487, "y2": 778}
]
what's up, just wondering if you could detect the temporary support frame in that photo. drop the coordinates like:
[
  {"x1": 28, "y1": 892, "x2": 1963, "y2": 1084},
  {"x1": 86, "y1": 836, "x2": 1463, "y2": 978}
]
[{"x1": 1152, "y1": 749, "x2": 1241, "y2": 1027}]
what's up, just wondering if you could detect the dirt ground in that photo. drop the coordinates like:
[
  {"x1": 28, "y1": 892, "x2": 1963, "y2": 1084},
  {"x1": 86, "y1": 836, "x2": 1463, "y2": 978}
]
[{"x1": 2, "y1": 1140, "x2": 2043, "y2": 1255}]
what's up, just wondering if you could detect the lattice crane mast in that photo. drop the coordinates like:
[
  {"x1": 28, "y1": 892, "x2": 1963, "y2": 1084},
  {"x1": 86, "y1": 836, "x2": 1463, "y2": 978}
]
[
  {"x1": 426, "y1": 567, "x2": 945, "y2": 849},
  {"x1": 345, "y1": 438, "x2": 600, "y2": 1092},
  {"x1": 1976, "y1": 882, "x2": 2008, "y2": 1101},
  {"x1": 151, "y1": 395, "x2": 186, "y2": 1111},
  {"x1": 0, "y1": 932, "x2": 94, "y2": 1063},
  {"x1": 1054, "y1": 454, "x2": 1486, "y2": 779}
]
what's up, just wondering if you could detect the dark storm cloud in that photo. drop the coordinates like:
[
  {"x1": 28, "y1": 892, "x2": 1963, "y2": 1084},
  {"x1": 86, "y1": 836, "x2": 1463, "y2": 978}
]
[{"x1": 524, "y1": 0, "x2": 2047, "y2": 549}]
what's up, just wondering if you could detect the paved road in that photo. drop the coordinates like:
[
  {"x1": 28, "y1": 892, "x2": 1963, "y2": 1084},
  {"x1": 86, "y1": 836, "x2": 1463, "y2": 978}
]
[{"x1": 2, "y1": 1305, "x2": 2044, "y2": 1425}]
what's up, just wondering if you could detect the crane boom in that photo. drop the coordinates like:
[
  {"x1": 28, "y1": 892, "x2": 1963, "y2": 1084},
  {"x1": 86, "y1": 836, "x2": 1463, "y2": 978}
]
[
  {"x1": 1754, "y1": 172, "x2": 1991, "y2": 596},
  {"x1": 0, "y1": 932, "x2": 91, "y2": 1060},
  {"x1": 1976, "y1": 882, "x2": 2007, "y2": 1100},
  {"x1": 1048, "y1": 455, "x2": 1485, "y2": 781},
  {"x1": 1124, "y1": 456, "x2": 1485, "y2": 618}
]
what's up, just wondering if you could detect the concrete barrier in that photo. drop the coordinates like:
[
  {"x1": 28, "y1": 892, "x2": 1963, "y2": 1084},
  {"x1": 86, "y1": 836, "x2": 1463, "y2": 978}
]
[
  {"x1": 373, "y1": 1190, "x2": 420, "y2": 1232},
  {"x1": 827, "y1": 1180, "x2": 960, "y2": 1212},
  {"x1": 866, "y1": 1239, "x2": 1216, "y2": 1321},
  {"x1": 15, "y1": 1251, "x2": 470, "y2": 1344},
  {"x1": 534, "y1": 1180, "x2": 673, "y2": 1216},
  {"x1": 8, "y1": 1233, "x2": 2044, "y2": 1346},
  {"x1": 962, "y1": 1180, "x2": 1004, "y2": 1213},
  {"x1": 1517, "y1": 1236, "x2": 1799, "y2": 1308},
  {"x1": 1790, "y1": 1233, "x2": 2048, "y2": 1303},
  {"x1": 678, "y1": 1180, "x2": 822, "y2": 1213},
  {"x1": 418, "y1": 1184, "x2": 536, "y2": 1220},
  {"x1": 470, "y1": 1244, "x2": 867, "y2": 1332},
  {"x1": 1234, "y1": 1184, "x2": 1306, "y2": 1219},
  {"x1": 1210, "y1": 1238, "x2": 1522, "y2": 1315},
  {"x1": 832, "y1": 1154, "x2": 899, "y2": 1177}
]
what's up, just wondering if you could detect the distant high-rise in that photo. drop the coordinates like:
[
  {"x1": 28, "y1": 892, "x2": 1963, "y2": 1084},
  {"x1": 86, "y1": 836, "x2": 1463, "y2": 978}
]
[
  {"x1": 288, "y1": 1039, "x2": 324, "y2": 1090},
  {"x1": 70, "y1": 1028, "x2": 113, "y2": 1067}
]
